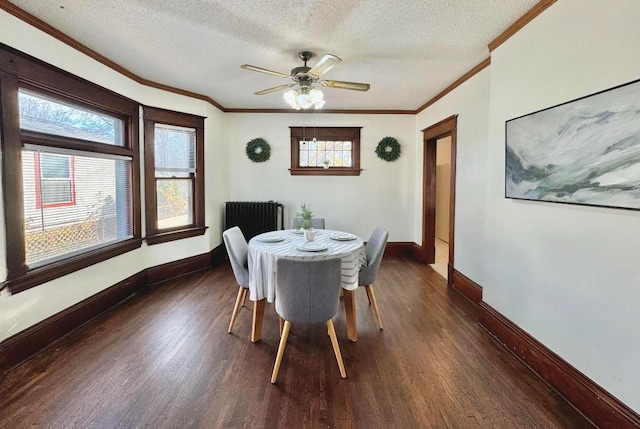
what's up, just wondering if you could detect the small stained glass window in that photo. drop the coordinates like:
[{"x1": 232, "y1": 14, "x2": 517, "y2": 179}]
[{"x1": 290, "y1": 127, "x2": 361, "y2": 176}]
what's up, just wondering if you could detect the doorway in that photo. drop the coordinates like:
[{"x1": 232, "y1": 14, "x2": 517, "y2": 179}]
[
  {"x1": 420, "y1": 115, "x2": 457, "y2": 282},
  {"x1": 432, "y1": 136, "x2": 451, "y2": 278}
]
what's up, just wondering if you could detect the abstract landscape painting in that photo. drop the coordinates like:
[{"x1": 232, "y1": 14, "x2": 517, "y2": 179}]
[{"x1": 505, "y1": 79, "x2": 640, "y2": 211}]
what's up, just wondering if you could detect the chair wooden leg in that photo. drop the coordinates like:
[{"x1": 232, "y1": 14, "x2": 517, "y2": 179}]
[
  {"x1": 343, "y1": 289, "x2": 358, "y2": 342},
  {"x1": 366, "y1": 285, "x2": 383, "y2": 330},
  {"x1": 251, "y1": 299, "x2": 266, "y2": 343},
  {"x1": 271, "y1": 321, "x2": 291, "y2": 384},
  {"x1": 240, "y1": 288, "x2": 248, "y2": 307},
  {"x1": 326, "y1": 320, "x2": 347, "y2": 379},
  {"x1": 364, "y1": 286, "x2": 372, "y2": 304},
  {"x1": 228, "y1": 286, "x2": 244, "y2": 333}
]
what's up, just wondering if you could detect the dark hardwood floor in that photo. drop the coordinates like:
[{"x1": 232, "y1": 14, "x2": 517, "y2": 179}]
[{"x1": 0, "y1": 256, "x2": 591, "y2": 428}]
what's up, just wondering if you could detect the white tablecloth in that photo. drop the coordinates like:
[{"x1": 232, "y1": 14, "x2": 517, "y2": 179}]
[{"x1": 248, "y1": 229, "x2": 366, "y2": 302}]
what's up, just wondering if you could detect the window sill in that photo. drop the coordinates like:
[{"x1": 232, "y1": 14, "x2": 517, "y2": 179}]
[
  {"x1": 289, "y1": 168, "x2": 362, "y2": 176},
  {"x1": 6, "y1": 238, "x2": 143, "y2": 294},
  {"x1": 145, "y1": 226, "x2": 208, "y2": 245}
]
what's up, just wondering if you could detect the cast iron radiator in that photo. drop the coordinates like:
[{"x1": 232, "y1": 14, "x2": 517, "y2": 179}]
[{"x1": 224, "y1": 201, "x2": 283, "y2": 240}]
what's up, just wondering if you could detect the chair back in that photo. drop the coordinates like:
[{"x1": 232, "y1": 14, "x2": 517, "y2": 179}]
[
  {"x1": 359, "y1": 227, "x2": 389, "y2": 286},
  {"x1": 291, "y1": 217, "x2": 326, "y2": 230},
  {"x1": 275, "y1": 258, "x2": 341, "y2": 324},
  {"x1": 222, "y1": 226, "x2": 250, "y2": 288}
]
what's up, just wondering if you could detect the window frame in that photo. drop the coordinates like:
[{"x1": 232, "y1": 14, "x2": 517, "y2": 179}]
[
  {"x1": 0, "y1": 44, "x2": 142, "y2": 294},
  {"x1": 289, "y1": 127, "x2": 362, "y2": 176},
  {"x1": 143, "y1": 106, "x2": 206, "y2": 245}
]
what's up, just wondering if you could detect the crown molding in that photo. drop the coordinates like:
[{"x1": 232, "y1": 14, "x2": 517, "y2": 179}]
[
  {"x1": 225, "y1": 108, "x2": 415, "y2": 114},
  {"x1": 488, "y1": 0, "x2": 557, "y2": 52},
  {"x1": 0, "y1": 0, "x2": 554, "y2": 115},
  {"x1": 0, "y1": 0, "x2": 230, "y2": 110},
  {"x1": 415, "y1": 57, "x2": 491, "y2": 114}
]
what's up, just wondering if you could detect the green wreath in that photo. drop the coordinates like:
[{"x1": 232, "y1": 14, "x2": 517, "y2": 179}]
[
  {"x1": 375, "y1": 136, "x2": 401, "y2": 162},
  {"x1": 246, "y1": 138, "x2": 271, "y2": 162}
]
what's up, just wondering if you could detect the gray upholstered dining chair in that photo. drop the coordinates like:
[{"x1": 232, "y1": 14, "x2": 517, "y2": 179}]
[
  {"x1": 270, "y1": 257, "x2": 346, "y2": 384},
  {"x1": 222, "y1": 226, "x2": 250, "y2": 334},
  {"x1": 358, "y1": 226, "x2": 389, "y2": 330},
  {"x1": 291, "y1": 217, "x2": 326, "y2": 229}
]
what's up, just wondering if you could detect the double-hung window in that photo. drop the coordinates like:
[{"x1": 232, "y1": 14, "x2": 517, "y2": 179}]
[
  {"x1": 143, "y1": 107, "x2": 205, "y2": 244},
  {"x1": 289, "y1": 127, "x2": 362, "y2": 176},
  {"x1": 0, "y1": 46, "x2": 141, "y2": 293},
  {"x1": 34, "y1": 152, "x2": 76, "y2": 208}
]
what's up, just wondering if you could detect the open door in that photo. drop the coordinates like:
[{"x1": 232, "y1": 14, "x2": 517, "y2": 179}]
[{"x1": 420, "y1": 115, "x2": 457, "y2": 281}]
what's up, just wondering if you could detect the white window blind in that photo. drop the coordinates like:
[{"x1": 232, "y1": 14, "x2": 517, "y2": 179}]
[
  {"x1": 22, "y1": 149, "x2": 133, "y2": 266},
  {"x1": 154, "y1": 124, "x2": 196, "y2": 229}
]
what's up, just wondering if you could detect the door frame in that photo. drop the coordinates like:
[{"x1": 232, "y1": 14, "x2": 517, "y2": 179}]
[{"x1": 420, "y1": 115, "x2": 457, "y2": 280}]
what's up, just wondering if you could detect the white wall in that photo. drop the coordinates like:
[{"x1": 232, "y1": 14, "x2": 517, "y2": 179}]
[
  {"x1": 415, "y1": 0, "x2": 640, "y2": 412},
  {"x1": 415, "y1": 68, "x2": 491, "y2": 283},
  {"x1": 226, "y1": 113, "x2": 416, "y2": 241},
  {"x1": 0, "y1": 7, "x2": 413, "y2": 344},
  {"x1": 2, "y1": 0, "x2": 639, "y2": 413},
  {"x1": 0, "y1": 10, "x2": 227, "y2": 342},
  {"x1": 484, "y1": 0, "x2": 640, "y2": 411}
]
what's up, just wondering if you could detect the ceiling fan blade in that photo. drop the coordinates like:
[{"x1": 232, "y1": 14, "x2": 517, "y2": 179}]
[
  {"x1": 307, "y1": 54, "x2": 342, "y2": 78},
  {"x1": 320, "y1": 80, "x2": 370, "y2": 91},
  {"x1": 241, "y1": 64, "x2": 291, "y2": 79},
  {"x1": 254, "y1": 83, "x2": 295, "y2": 95}
]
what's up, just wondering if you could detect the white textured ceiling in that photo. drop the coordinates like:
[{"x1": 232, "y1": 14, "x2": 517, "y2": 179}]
[{"x1": 8, "y1": 0, "x2": 538, "y2": 111}]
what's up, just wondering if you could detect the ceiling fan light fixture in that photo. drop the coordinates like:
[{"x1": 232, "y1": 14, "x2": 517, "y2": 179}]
[
  {"x1": 295, "y1": 87, "x2": 313, "y2": 109},
  {"x1": 284, "y1": 89, "x2": 301, "y2": 110},
  {"x1": 243, "y1": 51, "x2": 369, "y2": 108},
  {"x1": 284, "y1": 85, "x2": 325, "y2": 110},
  {"x1": 309, "y1": 87, "x2": 324, "y2": 103}
]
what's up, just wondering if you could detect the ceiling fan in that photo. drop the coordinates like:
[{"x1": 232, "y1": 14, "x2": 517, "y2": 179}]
[{"x1": 241, "y1": 51, "x2": 370, "y2": 109}]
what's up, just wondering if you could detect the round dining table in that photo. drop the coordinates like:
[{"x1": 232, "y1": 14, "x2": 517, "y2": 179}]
[{"x1": 246, "y1": 229, "x2": 367, "y2": 342}]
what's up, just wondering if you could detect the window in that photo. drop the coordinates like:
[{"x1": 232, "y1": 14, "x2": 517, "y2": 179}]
[
  {"x1": 289, "y1": 127, "x2": 362, "y2": 176},
  {"x1": 34, "y1": 153, "x2": 76, "y2": 208},
  {"x1": 0, "y1": 46, "x2": 141, "y2": 294},
  {"x1": 18, "y1": 88, "x2": 124, "y2": 146},
  {"x1": 143, "y1": 106, "x2": 205, "y2": 245},
  {"x1": 154, "y1": 124, "x2": 195, "y2": 229}
]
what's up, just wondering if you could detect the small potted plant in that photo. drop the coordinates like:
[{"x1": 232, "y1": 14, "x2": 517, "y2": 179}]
[{"x1": 297, "y1": 203, "x2": 316, "y2": 241}]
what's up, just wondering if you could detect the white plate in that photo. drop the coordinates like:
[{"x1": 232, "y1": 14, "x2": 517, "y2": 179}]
[
  {"x1": 330, "y1": 233, "x2": 357, "y2": 241},
  {"x1": 290, "y1": 229, "x2": 304, "y2": 235},
  {"x1": 296, "y1": 243, "x2": 329, "y2": 252},
  {"x1": 258, "y1": 235, "x2": 285, "y2": 243}
]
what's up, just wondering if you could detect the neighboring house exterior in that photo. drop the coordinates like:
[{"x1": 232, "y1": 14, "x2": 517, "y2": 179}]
[{"x1": 20, "y1": 115, "x2": 120, "y2": 265}]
